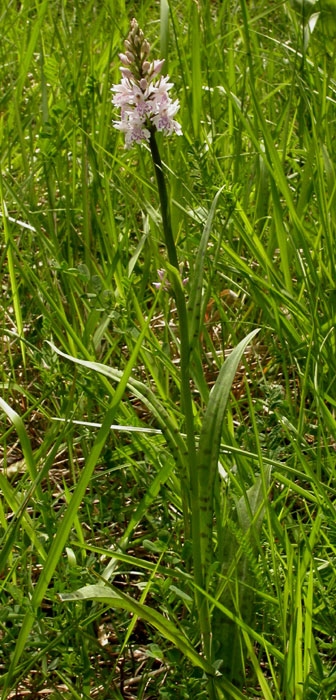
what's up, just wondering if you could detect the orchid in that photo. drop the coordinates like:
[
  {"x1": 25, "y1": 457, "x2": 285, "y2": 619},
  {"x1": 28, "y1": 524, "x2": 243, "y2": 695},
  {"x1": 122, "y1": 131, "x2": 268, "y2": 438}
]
[
  {"x1": 112, "y1": 19, "x2": 182, "y2": 147},
  {"x1": 153, "y1": 269, "x2": 188, "y2": 291}
]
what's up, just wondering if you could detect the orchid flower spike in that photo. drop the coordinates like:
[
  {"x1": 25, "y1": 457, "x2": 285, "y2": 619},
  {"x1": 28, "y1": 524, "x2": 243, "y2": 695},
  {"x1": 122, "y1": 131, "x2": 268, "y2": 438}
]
[{"x1": 112, "y1": 19, "x2": 182, "y2": 148}]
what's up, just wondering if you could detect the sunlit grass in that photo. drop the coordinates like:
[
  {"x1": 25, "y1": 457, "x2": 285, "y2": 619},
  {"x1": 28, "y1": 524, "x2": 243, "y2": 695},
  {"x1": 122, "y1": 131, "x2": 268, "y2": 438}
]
[{"x1": 1, "y1": 0, "x2": 336, "y2": 698}]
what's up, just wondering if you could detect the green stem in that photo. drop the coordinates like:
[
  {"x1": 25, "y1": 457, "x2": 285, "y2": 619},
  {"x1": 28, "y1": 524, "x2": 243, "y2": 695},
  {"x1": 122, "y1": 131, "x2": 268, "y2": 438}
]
[
  {"x1": 149, "y1": 130, "x2": 179, "y2": 270},
  {"x1": 149, "y1": 129, "x2": 211, "y2": 658},
  {"x1": 149, "y1": 129, "x2": 196, "y2": 483}
]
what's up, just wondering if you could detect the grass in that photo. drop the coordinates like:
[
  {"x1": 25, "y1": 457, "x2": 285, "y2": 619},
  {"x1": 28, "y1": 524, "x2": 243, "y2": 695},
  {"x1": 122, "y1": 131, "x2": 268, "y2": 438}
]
[{"x1": 1, "y1": 0, "x2": 336, "y2": 697}]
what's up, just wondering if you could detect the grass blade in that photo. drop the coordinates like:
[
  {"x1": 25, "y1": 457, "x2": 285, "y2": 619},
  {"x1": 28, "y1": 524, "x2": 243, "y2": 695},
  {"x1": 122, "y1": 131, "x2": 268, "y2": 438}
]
[
  {"x1": 191, "y1": 1, "x2": 202, "y2": 138},
  {"x1": 187, "y1": 186, "x2": 223, "y2": 349},
  {"x1": 59, "y1": 583, "x2": 216, "y2": 676}
]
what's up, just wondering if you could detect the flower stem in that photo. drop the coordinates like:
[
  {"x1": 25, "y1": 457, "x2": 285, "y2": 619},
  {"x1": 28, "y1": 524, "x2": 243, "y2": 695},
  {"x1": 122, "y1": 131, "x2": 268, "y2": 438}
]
[
  {"x1": 149, "y1": 130, "x2": 196, "y2": 484},
  {"x1": 149, "y1": 129, "x2": 211, "y2": 659},
  {"x1": 149, "y1": 130, "x2": 179, "y2": 270}
]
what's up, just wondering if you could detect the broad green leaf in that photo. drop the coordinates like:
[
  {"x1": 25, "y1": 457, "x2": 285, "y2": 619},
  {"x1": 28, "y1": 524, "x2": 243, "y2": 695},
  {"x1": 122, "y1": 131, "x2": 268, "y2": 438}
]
[
  {"x1": 214, "y1": 468, "x2": 271, "y2": 685},
  {"x1": 197, "y1": 328, "x2": 260, "y2": 576},
  {"x1": 59, "y1": 583, "x2": 216, "y2": 676},
  {"x1": 192, "y1": 580, "x2": 284, "y2": 663},
  {"x1": 236, "y1": 467, "x2": 271, "y2": 536}
]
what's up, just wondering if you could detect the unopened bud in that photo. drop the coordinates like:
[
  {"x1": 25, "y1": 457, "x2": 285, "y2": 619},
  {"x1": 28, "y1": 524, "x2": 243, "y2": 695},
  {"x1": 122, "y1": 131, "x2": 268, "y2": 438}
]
[
  {"x1": 151, "y1": 59, "x2": 165, "y2": 77},
  {"x1": 120, "y1": 66, "x2": 133, "y2": 79},
  {"x1": 139, "y1": 78, "x2": 148, "y2": 90},
  {"x1": 119, "y1": 52, "x2": 131, "y2": 66},
  {"x1": 142, "y1": 40, "x2": 150, "y2": 56},
  {"x1": 142, "y1": 60, "x2": 150, "y2": 73},
  {"x1": 126, "y1": 50, "x2": 135, "y2": 62}
]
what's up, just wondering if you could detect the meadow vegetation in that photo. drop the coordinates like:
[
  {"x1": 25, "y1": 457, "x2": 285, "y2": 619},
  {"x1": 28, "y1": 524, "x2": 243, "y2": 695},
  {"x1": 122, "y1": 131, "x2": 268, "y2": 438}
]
[{"x1": 1, "y1": 0, "x2": 336, "y2": 698}]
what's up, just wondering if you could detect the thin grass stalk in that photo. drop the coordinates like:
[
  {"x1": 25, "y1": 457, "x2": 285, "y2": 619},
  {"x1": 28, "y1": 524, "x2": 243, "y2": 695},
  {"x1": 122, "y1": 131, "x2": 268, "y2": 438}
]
[
  {"x1": 191, "y1": 2, "x2": 202, "y2": 139},
  {"x1": 0, "y1": 172, "x2": 26, "y2": 367},
  {"x1": 160, "y1": 0, "x2": 169, "y2": 67}
]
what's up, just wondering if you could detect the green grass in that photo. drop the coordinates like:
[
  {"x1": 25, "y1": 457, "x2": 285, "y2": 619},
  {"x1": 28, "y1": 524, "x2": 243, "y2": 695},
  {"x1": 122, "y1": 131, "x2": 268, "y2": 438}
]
[{"x1": 1, "y1": 0, "x2": 336, "y2": 697}]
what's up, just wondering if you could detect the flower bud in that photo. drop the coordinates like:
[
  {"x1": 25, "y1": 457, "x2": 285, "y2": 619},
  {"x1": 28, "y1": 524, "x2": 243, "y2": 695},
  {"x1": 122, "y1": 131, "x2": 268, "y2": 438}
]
[
  {"x1": 119, "y1": 53, "x2": 131, "y2": 66},
  {"x1": 151, "y1": 59, "x2": 165, "y2": 77},
  {"x1": 142, "y1": 60, "x2": 150, "y2": 73},
  {"x1": 142, "y1": 40, "x2": 150, "y2": 56},
  {"x1": 120, "y1": 66, "x2": 133, "y2": 79},
  {"x1": 139, "y1": 78, "x2": 148, "y2": 90},
  {"x1": 126, "y1": 50, "x2": 135, "y2": 62}
]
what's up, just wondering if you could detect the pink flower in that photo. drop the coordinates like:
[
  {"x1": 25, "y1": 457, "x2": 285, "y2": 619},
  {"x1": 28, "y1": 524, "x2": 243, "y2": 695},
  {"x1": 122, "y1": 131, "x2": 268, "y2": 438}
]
[
  {"x1": 113, "y1": 111, "x2": 151, "y2": 148},
  {"x1": 152, "y1": 98, "x2": 182, "y2": 135},
  {"x1": 111, "y1": 23, "x2": 182, "y2": 148},
  {"x1": 148, "y1": 75, "x2": 174, "y2": 103},
  {"x1": 112, "y1": 79, "x2": 137, "y2": 107},
  {"x1": 153, "y1": 269, "x2": 170, "y2": 291},
  {"x1": 153, "y1": 269, "x2": 188, "y2": 291}
]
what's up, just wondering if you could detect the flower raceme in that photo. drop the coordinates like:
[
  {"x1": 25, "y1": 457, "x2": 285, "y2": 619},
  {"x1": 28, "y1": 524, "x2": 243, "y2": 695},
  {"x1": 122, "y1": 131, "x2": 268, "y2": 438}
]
[{"x1": 112, "y1": 19, "x2": 182, "y2": 148}]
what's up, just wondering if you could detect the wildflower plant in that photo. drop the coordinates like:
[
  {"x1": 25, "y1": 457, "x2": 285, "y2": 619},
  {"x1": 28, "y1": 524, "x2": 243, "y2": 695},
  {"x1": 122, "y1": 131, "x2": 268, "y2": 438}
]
[
  {"x1": 41, "y1": 19, "x2": 262, "y2": 698},
  {"x1": 109, "y1": 20, "x2": 262, "y2": 694},
  {"x1": 2, "y1": 3, "x2": 336, "y2": 699},
  {"x1": 2, "y1": 18, "x2": 261, "y2": 700}
]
